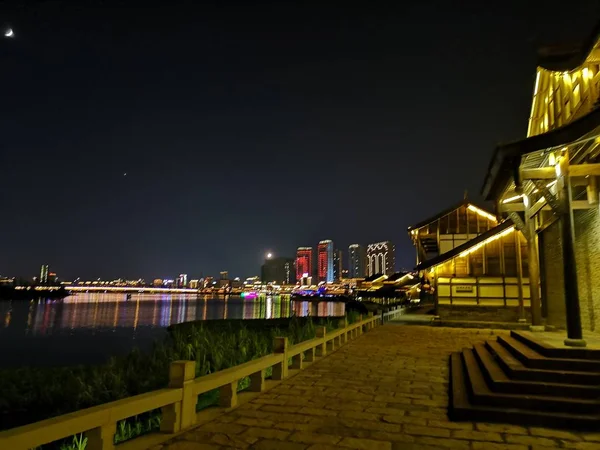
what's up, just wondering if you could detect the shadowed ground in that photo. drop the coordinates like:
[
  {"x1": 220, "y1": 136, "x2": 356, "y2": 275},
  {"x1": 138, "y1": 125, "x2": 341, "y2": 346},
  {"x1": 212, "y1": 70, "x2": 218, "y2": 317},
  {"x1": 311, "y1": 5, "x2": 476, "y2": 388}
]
[{"x1": 152, "y1": 325, "x2": 600, "y2": 450}]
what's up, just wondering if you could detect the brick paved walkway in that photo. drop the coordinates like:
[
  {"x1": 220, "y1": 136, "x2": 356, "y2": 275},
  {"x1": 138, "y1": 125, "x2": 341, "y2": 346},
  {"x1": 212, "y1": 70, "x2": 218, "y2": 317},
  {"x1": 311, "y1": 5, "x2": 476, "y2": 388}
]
[{"x1": 153, "y1": 325, "x2": 600, "y2": 450}]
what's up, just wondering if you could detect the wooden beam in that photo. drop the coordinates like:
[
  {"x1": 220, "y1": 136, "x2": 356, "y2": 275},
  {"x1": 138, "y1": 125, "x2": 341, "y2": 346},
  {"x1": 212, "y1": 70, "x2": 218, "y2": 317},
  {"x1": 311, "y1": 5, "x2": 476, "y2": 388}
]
[
  {"x1": 499, "y1": 203, "x2": 525, "y2": 213},
  {"x1": 569, "y1": 163, "x2": 600, "y2": 177},
  {"x1": 573, "y1": 200, "x2": 595, "y2": 209},
  {"x1": 521, "y1": 164, "x2": 600, "y2": 180},
  {"x1": 528, "y1": 197, "x2": 548, "y2": 219},
  {"x1": 521, "y1": 167, "x2": 555, "y2": 180}
]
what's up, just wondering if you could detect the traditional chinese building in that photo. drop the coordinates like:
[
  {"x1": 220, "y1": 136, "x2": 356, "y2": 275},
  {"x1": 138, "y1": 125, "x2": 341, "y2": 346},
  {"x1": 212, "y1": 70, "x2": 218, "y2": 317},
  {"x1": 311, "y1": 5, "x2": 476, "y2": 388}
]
[
  {"x1": 408, "y1": 199, "x2": 532, "y2": 322},
  {"x1": 482, "y1": 23, "x2": 600, "y2": 346}
]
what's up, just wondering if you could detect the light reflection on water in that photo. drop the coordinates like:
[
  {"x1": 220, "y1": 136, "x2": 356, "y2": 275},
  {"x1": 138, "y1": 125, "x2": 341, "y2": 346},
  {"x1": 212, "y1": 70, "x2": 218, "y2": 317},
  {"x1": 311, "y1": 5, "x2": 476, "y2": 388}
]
[{"x1": 0, "y1": 294, "x2": 344, "y2": 367}]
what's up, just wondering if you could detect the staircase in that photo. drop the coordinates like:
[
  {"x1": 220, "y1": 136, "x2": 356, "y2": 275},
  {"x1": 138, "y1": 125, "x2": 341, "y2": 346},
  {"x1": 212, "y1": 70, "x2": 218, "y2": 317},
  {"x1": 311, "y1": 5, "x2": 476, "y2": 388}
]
[{"x1": 449, "y1": 331, "x2": 600, "y2": 430}]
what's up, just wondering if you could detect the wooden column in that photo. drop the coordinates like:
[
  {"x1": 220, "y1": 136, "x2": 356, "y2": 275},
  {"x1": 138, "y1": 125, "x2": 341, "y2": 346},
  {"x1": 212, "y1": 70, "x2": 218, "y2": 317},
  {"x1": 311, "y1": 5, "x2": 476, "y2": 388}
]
[
  {"x1": 557, "y1": 155, "x2": 586, "y2": 347},
  {"x1": 515, "y1": 231, "x2": 526, "y2": 323},
  {"x1": 525, "y1": 209, "x2": 542, "y2": 328}
]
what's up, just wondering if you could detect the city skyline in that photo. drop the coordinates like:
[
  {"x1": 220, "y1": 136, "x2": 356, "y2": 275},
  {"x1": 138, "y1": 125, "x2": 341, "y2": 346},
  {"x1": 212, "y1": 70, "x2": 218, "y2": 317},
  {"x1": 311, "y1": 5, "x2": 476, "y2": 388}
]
[{"x1": 2, "y1": 2, "x2": 598, "y2": 280}]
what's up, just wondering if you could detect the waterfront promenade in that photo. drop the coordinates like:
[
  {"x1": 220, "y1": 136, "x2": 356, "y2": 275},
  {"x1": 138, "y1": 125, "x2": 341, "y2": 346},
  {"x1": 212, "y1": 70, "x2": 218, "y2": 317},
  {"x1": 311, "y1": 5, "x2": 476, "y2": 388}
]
[{"x1": 152, "y1": 325, "x2": 600, "y2": 450}]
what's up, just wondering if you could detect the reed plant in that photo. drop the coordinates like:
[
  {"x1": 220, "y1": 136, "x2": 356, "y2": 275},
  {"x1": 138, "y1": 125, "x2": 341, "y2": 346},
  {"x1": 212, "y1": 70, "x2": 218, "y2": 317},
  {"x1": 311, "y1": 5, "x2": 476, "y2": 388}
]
[{"x1": 3, "y1": 315, "x2": 346, "y2": 449}]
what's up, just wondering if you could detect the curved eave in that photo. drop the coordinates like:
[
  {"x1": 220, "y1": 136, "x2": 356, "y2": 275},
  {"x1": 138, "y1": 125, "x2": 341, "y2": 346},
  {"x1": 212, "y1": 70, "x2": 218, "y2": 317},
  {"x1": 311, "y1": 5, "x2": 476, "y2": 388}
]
[
  {"x1": 481, "y1": 106, "x2": 600, "y2": 200},
  {"x1": 537, "y1": 20, "x2": 600, "y2": 72}
]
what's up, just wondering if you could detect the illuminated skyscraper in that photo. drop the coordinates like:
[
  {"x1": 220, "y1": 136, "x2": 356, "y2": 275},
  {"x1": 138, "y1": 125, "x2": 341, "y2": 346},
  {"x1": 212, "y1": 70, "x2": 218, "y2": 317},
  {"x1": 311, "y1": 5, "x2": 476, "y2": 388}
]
[
  {"x1": 177, "y1": 274, "x2": 188, "y2": 288},
  {"x1": 40, "y1": 264, "x2": 48, "y2": 284},
  {"x1": 348, "y1": 244, "x2": 366, "y2": 278},
  {"x1": 296, "y1": 247, "x2": 313, "y2": 282},
  {"x1": 333, "y1": 249, "x2": 343, "y2": 281},
  {"x1": 366, "y1": 241, "x2": 396, "y2": 276},
  {"x1": 318, "y1": 240, "x2": 334, "y2": 283}
]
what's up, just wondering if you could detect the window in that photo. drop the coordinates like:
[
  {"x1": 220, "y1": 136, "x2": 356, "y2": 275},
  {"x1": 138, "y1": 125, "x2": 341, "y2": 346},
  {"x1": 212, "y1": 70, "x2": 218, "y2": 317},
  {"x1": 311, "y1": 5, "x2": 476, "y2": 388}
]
[
  {"x1": 471, "y1": 249, "x2": 484, "y2": 276},
  {"x1": 485, "y1": 240, "x2": 501, "y2": 276},
  {"x1": 503, "y1": 239, "x2": 517, "y2": 276}
]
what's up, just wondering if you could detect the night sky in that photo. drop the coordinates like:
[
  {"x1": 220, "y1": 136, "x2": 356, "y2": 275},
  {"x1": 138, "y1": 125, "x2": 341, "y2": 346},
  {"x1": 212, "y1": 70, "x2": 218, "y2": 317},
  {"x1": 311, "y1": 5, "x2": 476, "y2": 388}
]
[{"x1": 1, "y1": 1, "x2": 599, "y2": 281}]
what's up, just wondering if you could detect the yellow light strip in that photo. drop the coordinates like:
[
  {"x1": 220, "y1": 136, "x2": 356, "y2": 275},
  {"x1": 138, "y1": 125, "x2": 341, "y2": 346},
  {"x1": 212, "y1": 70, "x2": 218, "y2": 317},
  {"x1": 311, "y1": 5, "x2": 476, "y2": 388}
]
[
  {"x1": 458, "y1": 226, "x2": 515, "y2": 258},
  {"x1": 502, "y1": 194, "x2": 523, "y2": 204},
  {"x1": 467, "y1": 204, "x2": 497, "y2": 222}
]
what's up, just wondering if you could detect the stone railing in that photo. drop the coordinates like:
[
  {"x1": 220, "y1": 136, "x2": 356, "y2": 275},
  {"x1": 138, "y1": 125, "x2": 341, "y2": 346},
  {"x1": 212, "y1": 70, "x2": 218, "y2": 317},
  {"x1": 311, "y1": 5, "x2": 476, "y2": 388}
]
[
  {"x1": 0, "y1": 313, "x2": 382, "y2": 450},
  {"x1": 382, "y1": 305, "x2": 405, "y2": 322}
]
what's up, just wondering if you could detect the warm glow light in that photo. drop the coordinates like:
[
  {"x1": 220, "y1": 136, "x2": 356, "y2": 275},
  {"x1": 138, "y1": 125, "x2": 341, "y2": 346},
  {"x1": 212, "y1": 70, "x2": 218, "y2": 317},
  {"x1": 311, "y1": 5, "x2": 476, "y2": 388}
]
[
  {"x1": 502, "y1": 195, "x2": 523, "y2": 204},
  {"x1": 266, "y1": 253, "x2": 273, "y2": 259},
  {"x1": 534, "y1": 70, "x2": 540, "y2": 96},
  {"x1": 467, "y1": 204, "x2": 497, "y2": 222},
  {"x1": 548, "y1": 152, "x2": 556, "y2": 166},
  {"x1": 523, "y1": 194, "x2": 529, "y2": 208},
  {"x1": 459, "y1": 226, "x2": 515, "y2": 257},
  {"x1": 555, "y1": 159, "x2": 562, "y2": 177}
]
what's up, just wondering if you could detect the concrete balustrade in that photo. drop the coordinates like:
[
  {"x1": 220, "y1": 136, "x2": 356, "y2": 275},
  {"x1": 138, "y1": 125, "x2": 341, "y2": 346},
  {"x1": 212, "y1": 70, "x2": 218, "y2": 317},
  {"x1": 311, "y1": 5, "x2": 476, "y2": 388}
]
[{"x1": 0, "y1": 314, "x2": 385, "y2": 450}]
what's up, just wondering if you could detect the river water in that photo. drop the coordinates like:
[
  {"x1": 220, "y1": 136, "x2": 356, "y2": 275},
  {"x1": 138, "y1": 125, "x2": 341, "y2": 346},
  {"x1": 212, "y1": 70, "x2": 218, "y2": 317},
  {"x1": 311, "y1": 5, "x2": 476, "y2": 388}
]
[{"x1": 0, "y1": 293, "x2": 345, "y2": 368}]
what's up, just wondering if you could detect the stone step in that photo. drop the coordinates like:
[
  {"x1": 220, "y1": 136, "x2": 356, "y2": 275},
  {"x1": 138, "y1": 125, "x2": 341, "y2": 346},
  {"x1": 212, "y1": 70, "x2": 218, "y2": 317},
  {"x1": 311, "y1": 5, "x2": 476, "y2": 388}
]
[
  {"x1": 462, "y1": 348, "x2": 600, "y2": 414},
  {"x1": 486, "y1": 340, "x2": 600, "y2": 385},
  {"x1": 498, "y1": 335, "x2": 600, "y2": 372},
  {"x1": 449, "y1": 352, "x2": 600, "y2": 430},
  {"x1": 511, "y1": 331, "x2": 600, "y2": 361},
  {"x1": 473, "y1": 343, "x2": 600, "y2": 399}
]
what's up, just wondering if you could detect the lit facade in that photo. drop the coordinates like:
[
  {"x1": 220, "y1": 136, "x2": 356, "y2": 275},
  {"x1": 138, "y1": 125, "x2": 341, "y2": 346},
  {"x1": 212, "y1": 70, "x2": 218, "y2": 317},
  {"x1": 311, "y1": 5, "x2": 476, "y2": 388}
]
[
  {"x1": 40, "y1": 265, "x2": 48, "y2": 285},
  {"x1": 348, "y1": 244, "x2": 366, "y2": 278},
  {"x1": 317, "y1": 240, "x2": 334, "y2": 282},
  {"x1": 296, "y1": 247, "x2": 313, "y2": 282},
  {"x1": 333, "y1": 249, "x2": 343, "y2": 281},
  {"x1": 482, "y1": 26, "x2": 600, "y2": 341},
  {"x1": 409, "y1": 201, "x2": 533, "y2": 322},
  {"x1": 177, "y1": 274, "x2": 188, "y2": 288},
  {"x1": 366, "y1": 241, "x2": 395, "y2": 276}
]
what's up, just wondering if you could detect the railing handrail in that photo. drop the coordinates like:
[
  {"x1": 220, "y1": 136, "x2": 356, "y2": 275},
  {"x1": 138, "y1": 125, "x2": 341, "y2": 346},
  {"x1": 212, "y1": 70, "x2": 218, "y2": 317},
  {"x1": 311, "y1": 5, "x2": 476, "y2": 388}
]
[
  {"x1": 192, "y1": 353, "x2": 283, "y2": 395},
  {"x1": 0, "y1": 314, "x2": 383, "y2": 450},
  {"x1": 0, "y1": 388, "x2": 182, "y2": 449}
]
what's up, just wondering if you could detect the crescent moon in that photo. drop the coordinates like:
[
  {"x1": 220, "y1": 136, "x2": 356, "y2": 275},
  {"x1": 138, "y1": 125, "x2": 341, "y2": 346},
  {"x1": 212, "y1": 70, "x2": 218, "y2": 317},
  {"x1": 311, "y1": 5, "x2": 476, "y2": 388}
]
[{"x1": 5, "y1": 28, "x2": 14, "y2": 38}]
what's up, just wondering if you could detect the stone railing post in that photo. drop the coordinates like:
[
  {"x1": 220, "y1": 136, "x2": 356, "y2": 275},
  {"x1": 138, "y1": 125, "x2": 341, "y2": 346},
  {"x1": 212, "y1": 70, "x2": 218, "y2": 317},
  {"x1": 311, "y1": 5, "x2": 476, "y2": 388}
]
[
  {"x1": 220, "y1": 381, "x2": 238, "y2": 408},
  {"x1": 315, "y1": 326, "x2": 327, "y2": 357},
  {"x1": 162, "y1": 360, "x2": 196, "y2": 433},
  {"x1": 87, "y1": 423, "x2": 115, "y2": 450},
  {"x1": 305, "y1": 346, "x2": 316, "y2": 362},
  {"x1": 272, "y1": 337, "x2": 289, "y2": 380},
  {"x1": 249, "y1": 369, "x2": 265, "y2": 392},
  {"x1": 339, "y1": 318, "x2": 348, "y2": 344}
]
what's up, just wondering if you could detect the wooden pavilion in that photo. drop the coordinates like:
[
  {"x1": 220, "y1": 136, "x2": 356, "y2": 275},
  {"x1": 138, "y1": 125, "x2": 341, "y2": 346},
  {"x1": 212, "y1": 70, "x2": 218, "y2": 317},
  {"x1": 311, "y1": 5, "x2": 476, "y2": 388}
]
[{"x1": 482, "y1": 22, "x2": 600, "y2": 345}]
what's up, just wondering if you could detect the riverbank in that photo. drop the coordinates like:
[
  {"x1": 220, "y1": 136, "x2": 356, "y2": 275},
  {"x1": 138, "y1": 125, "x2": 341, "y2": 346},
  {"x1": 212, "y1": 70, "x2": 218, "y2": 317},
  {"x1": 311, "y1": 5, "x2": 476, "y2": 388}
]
[
  {"x1": 0, "y1": 286, "x2": 68, "y2": 300},
  {"x1": 0, "y1": 314, "x2": 354, "y2": 442}
]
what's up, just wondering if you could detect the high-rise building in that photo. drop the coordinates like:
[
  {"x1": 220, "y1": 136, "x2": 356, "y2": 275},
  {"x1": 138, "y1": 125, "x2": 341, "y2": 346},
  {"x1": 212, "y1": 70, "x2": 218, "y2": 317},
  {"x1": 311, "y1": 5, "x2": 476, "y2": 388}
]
[
  {"x1": 333, "y1": 249, "x2": 343, "y2": 281},
  {"x1": 189, "y1": 279, "x2": 199, "y2": 289},
  {"x1": 348, "y1": 244, "x2": 366, "y2": 278},
  {"x1": 219, "y1": 271, "x2": 229, "y2": 280},
  {"x1": 177, "y1": 274, "x2": 188, "y2": 288},
  {"x1": 40, "y1": 264, "x2": 48, "y2": 285},
  {"x1": 261, "y1": 257, "x2": 295, "y2": 284},
  {"x1": 317, "y1": 240, "x2": 334, "y2": 283},
  {"x1": 366, "y1": 241, "x2": 396, "y2": 276},
  {"x1": 296, "y1": 247, "x2": 313, "y2": 282},
  {"x1": 153, "y1": 278, "x2": 163, "y2": 287}
]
